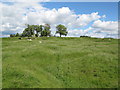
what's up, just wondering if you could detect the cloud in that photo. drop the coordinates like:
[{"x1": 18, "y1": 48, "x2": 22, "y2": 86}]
[
  {"x1": 1, "y1": 0, "x2": 50, "y2": 2},
  {"x1": 92, "y1": 20, "x2": 118, "y2": 33},
  {"x1": 27, "y1": 7, "x2": 101, "y2": 26},
  {"x1": 1, "y1": 1, "x2": 46, "y2": 35},
  {"x1": 67, "y1": 27, "x2": 92, "y2": 37},
  {"x1": 67, "y1": 20, "x2": 118, "y2": 38},
  {"x1": 67, "y1": 27, "x2": 106, "y2": 38},
  {"x1": 91, "y1": 20, "x2": 118, "y2": 38}
]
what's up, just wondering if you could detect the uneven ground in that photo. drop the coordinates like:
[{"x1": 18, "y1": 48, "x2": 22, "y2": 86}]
[{"x1": 2, "y1": 37, "x2": 118, "y2": 88}]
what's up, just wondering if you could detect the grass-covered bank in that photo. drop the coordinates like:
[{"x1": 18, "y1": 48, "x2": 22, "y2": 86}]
[{"x1": 2, "y1": 37, "x2": 118, "y2": 88}]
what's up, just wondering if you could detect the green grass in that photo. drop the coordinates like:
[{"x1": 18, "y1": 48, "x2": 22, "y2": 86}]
[{"x1": 2, "y1": 37, "x2": 118, "y2": 88}]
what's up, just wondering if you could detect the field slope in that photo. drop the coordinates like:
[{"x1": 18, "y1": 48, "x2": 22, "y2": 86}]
[{"x1": 2, "y1": 37, "x2": 118, "y2": 88}]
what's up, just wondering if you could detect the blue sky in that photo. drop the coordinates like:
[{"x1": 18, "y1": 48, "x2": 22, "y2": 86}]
[
  {"x1": 1, "y1": 1, "x2": 118, "y2": 38},
  {"x1": 50, "y1": 0, "x2": 119, "y2": 2}
]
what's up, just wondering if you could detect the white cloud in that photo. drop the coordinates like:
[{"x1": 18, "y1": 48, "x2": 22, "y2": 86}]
[
  {"x1": 27, "y1": 7, "x2": 101, "y2": 29},
  {"x1": 78, "y1": 20, "x2": 118, "y2": 38},
  {"x1": 67, "y1": 21, "x2": 118, "y2": 38},
  {"x1": 67, "y1": 27, "x2": 106, "y2": 38},
  {"x1": 1, "y1": 1, "x2": 46, "y2": 35},
  {"x1": 67, "y1": 27, "x2": 92, "y2": 37},
  {"x1": 92, "y1": 20, "x2": 118, "y2": 35},
  {"x1": 93, "y1": 20, "x2": 118, "y2": 31},
  {"x1": 102, "y1": 15, "x2": 106, "y2": 18},
  {"x1": 1, "y1": 0, "x2": 50, "y2": 2}
]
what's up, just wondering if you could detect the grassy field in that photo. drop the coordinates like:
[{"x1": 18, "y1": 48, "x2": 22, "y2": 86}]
[{"x1": 2, "y1": 37, "x2": 118, "y2": 88}]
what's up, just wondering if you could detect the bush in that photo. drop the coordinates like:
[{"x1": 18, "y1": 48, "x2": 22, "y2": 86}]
[{"x1": 80, "y1": 36, "x2": 91, "y2": 38}]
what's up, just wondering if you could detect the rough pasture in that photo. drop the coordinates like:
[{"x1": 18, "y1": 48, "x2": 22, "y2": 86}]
[{"x1": 2, "y1": 37, "x2": 118, "y2": 88}]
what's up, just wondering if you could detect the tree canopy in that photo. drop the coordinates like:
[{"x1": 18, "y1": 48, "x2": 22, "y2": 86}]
[
  {"x1": 41, "y1": 24, "x2": 51, "y2": 37},
  {"x1": 21, "y1": 24, "x2": 51, "y2": 37},
  {"x1": 56, "y1": 24, "x2": 68, "y2": 37}
]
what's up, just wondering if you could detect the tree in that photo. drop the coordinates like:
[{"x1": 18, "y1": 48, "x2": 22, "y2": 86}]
[
  {"x1": 22, "y1": 27, "x2": 31, "y2": 37},
  {"x1": 21, "y1": 24, "x2": 51, "y2": 37},
  {"x1": 41, "y1": 24, "x2": 51, "y2": 37},
  {"x1": 10, "y1": 34, "x2": 15, "y2": 37},
  {"x1": 15, "y1": 33, "x2": 19, "y2": 37},
  {"x1": 56, "y1": 24, "x2": 68, "y2": 37},
  {"x1": 28, "y1": 25, "x2": 34, "y2": 36},
  {"x1": 35, "y1": 25, "x2": 43, "y2": 37},
  {"x1": 21, "y1": 24, "x2": 35, "y2": 37}
]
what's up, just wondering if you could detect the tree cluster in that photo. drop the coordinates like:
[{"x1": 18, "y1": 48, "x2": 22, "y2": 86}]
[
  {"x1": 10, "y1": 33, "x2": 20, "y2": 37},
  {"x1": 10, "y1": 24, "x2": 68, "y2": 37}
]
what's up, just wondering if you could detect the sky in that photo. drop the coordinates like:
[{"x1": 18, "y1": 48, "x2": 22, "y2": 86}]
[
  {"x1": 0, "y1": 0, "x2": 119, "y2": 38},
  {"x1": 50, "y1": 0, "x2": 119, "y2": 2}
]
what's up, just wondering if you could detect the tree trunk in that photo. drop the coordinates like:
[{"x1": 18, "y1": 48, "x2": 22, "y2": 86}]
[
  {"x1": 60, "y1": 34, "x2": 61, "y2": 37},
  {"x1": 36, "y1": 32, "x2": 38, "y2": 37}
]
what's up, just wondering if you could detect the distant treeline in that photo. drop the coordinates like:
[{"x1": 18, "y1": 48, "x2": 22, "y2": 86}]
[
  {"x1": 80, "y1": 36, "x2": 91, "y2": 38},
  {"x1": 10, "y1": 24, "x2": 68, "y2": 37}
]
